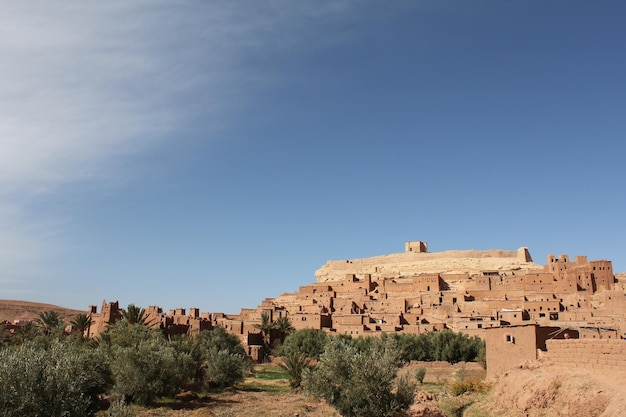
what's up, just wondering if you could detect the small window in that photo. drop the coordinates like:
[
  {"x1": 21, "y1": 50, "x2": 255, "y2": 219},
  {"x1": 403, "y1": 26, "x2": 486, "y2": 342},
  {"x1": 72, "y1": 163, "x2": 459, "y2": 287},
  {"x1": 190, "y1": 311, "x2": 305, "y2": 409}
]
[{"x1": 506, "y1": 334, "x2": 515, "y2": 343}]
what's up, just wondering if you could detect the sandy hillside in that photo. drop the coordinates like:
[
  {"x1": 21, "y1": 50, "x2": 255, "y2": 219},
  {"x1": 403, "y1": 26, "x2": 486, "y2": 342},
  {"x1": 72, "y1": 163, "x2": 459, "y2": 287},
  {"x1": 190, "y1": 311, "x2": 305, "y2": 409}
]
[
  {"x1": 473, "y1": 362, "x2": 626, "y2": 417},
  {"x1": 0, "y1": 299, "x2": 84, "y2": 323}
]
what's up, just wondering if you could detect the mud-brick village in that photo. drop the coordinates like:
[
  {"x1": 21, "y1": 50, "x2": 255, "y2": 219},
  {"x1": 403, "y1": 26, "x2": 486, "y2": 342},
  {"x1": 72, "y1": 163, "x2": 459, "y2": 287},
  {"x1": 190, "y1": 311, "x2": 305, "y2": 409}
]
[
  {"x1": 3, "y1": 241, "x2": 626, "y2": 416},
  {"x1": 3, "y1": 3, "x2": 626, "y2": 416},
  {"x1": 84, "y1": 241, "x2": 626, "y2": 376}
]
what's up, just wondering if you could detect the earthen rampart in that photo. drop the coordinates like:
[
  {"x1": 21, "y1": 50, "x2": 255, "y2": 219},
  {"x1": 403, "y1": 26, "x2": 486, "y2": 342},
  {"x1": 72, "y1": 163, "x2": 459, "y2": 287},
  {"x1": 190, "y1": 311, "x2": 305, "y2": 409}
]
[{"x1": 543, "y1": 339, "x2": 626, "y2": 371}]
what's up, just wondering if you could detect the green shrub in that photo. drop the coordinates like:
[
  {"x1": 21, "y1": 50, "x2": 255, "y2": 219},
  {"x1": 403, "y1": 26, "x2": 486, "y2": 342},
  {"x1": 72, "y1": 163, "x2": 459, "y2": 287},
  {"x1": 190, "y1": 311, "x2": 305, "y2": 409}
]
[
  {"x1": 110, "y1": 338, "x2": 195, "y2": 405},
  {"x1": 0, "y1": 340, "x2": 112, "y2": 417},
  {"x1": 476, "y1": 342, "x2": 487, "y2": 369},
  {"x1": 302, "y1": 338, "x2": 414, "y2": 417},
  {"x1": 416, "y1": 367, "x2": 427, "y2": 384},
  {"x1": 430, "y1": 330, "x2": 483, "y2": 364},
  {"x1": 204, "y1": 347, "x2": 247, "y2": 388},
  {"x1": 102, "y1": 321, "x2": 162, "y2": 348},
  {"x1": 387, "y1": 333, "x2": 433, "y2": 362},
  {"x1": 279, "y1": 328, "x2": 328, "y2": 359},
  {"x1": 278, "y1": 350, "x2": 312, "y2": 388},
  {"x1": 198, "y1": 327, "x2": 246, "y2": 354},
  {"x1": 185, "y1": 327, "x2": 249, "y2": 388}
]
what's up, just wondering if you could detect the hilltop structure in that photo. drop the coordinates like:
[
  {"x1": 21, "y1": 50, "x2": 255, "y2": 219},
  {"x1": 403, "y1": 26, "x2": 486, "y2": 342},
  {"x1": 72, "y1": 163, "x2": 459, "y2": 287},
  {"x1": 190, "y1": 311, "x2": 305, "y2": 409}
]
[{"x1": 85, "y1": 242, "x2": 626, "y2": 364}]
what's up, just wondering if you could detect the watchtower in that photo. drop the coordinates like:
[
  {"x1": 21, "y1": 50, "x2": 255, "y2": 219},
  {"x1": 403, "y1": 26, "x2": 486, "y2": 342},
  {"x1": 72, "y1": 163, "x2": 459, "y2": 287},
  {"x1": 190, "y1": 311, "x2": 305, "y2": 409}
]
[{"x1": 405, "y1": 241, "x2": 428, "y2": 253}]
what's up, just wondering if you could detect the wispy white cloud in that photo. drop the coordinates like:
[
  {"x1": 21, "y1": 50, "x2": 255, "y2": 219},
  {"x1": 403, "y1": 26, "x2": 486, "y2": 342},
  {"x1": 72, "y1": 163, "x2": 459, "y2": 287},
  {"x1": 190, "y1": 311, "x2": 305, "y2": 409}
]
[
  {"x1": 0, "y1": 1, "x2": 364, "y2": 192},
  {"x1": 0, "y1": 1, "x2": 397, "y2": 290}
]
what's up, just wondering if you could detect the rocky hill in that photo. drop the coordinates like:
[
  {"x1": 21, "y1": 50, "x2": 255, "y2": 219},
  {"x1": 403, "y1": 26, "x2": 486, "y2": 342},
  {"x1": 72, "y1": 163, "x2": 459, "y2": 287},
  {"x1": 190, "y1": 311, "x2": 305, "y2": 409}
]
[{"x1": 315, "y1": 246, "x2": 541, "y2": 282}]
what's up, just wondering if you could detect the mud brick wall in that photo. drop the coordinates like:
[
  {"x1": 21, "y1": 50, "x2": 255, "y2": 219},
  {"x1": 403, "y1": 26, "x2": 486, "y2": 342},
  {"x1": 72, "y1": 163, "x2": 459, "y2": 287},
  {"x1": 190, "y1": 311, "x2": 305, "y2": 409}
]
[{"x1": 545, "y1": 339, "x2": 626, "y2": 370}]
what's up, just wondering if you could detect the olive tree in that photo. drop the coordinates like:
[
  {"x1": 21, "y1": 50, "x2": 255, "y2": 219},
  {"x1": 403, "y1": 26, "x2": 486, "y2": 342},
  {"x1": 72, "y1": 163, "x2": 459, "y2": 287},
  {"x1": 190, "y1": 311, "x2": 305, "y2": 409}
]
[
  {"x1": 109, "y1": 337, "x2": 195, "y2": 405},
  {"x1": 302, "y1": 338, "x2": 414, "y2": 417},
  {"x1": 0, "y1": 340, "x2": 112, "y2": 417}
]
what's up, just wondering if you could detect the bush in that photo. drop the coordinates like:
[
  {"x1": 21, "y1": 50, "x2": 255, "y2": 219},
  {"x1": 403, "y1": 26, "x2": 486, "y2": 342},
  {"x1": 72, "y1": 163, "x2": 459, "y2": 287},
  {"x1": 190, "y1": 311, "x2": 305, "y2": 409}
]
[
  {"x1": 110, "y1": 337, "x2": 195, "y2": 405},
  {"x1": 302, "y1": 338, "x2": 414, "y2": 417},
  {"x1": 101, "y1": 321, "x2": 162, "y2": 348},
  {"x1": 184, "y1": 327, "x2": 249, "y2": 388},
  {"x1": 387, "y1": 332, "x2": 433, "y2": 362},
  {"x1": 204, "y1": 347, "x2": 247, "y2": 388},
  {"x1": 416, "y1": 367, "x2": 427, "y2": 384},
  {"x1": 279, "y1": 350, "x2": 312, "y2": 388},
  {"x1": 279, "y1": 328, "x2": 328, "y2": 359},
  {"x1": 0, "y1": 340, "x2": 112, "y2": 417},
  {"x1": 430, "y1": 330, "x2": 483, "y2": 364}
]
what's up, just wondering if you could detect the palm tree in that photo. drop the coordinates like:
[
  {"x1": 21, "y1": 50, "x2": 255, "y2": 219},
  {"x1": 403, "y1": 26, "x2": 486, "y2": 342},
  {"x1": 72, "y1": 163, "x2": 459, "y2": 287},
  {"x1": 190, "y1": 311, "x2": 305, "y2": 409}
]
[
  {"x1": 71, "y1": 313, "x2": 93, "y2": 338},
  {"x1": 275, "y1": 316, "x2": 294, "y2": 344},
  {"x1": 278, "y1": 350, "x2": 311, "y2": 388},
  {"x1": 122, "y1": 304, "x2": 147, "y2": 325},
  {"x1": 16, "y1": 321, "x2": 39, "y2": 343},
  {"x1": 0, "y1": 324, "x2": 9, "y2": 346},
  {"x1": 253, "y1": 313, "x2": 275, "y2": 347},
  {"x1": 35, "y1": 310, "x2": 62, "y2": 335}
]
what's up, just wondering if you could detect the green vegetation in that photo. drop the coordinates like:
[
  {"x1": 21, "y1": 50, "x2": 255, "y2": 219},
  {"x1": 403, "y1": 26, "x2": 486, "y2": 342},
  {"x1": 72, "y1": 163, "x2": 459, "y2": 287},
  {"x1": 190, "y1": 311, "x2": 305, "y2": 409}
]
[
  {"x1": 279, "y1": 328, "x2": 328, "y2": 359},
  {"x1": 384, "y1": 330, "x2": 485, "y2": 364},
  {"x1": 2, "y1": 309, "x2": 491, "y2": 416},
  {"x1": 416, "y1": 366, "x2": 427, "y2": 384},
  {"x1": 109, "y1": 336, "x2": 195, "y2": 405},
  {"x1": 0, "y1": 309, "x2": 250, "y2": 415},
  {"x1": 302, "y1": 338, "x2": 415, "y2": 417},
  {"x1": 254, "y1": 365, "x2": 290, "y2": 380},
  {"x1": 71, "y1": 313, "x2": 94, "y2": 337},
  {"x1": 35, "y1": 310, "x2": 62, "y2": 335},
  {"x1": 278, "y1": 350, "x2": 312, "y2": 388},
  {"x1": 0, "y1": 340, "x2": 112, "y2": 417},
  {"x1": 274, "y1": 315, "x2": 295, "y2": 344}
]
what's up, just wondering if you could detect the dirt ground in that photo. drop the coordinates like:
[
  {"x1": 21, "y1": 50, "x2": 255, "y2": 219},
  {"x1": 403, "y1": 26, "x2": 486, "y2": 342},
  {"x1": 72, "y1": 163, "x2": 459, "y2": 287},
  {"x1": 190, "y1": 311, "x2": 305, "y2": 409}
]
[
  {"x1": 468, "y1": 361, "x2": 626, "y2": 417},
  {"x1": 128, "y1": 367, "x2": 339, "y2": 417},
  {"x1": 133, "y1": 392, "x2": 339, "y2": 417},
  {"x1": 125, "y1": 362, "x2": 478, "y2": 417}
]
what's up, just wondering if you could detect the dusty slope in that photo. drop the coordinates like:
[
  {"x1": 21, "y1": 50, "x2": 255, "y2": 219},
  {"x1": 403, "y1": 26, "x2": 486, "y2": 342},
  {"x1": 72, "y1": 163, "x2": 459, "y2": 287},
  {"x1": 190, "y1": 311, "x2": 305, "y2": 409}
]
[
  {"x1": 474, "y1": 362, "x2": 626, "y2": 417},
  {"x1": 0, "y1": 299, "x2": 84, "y2": 323}
]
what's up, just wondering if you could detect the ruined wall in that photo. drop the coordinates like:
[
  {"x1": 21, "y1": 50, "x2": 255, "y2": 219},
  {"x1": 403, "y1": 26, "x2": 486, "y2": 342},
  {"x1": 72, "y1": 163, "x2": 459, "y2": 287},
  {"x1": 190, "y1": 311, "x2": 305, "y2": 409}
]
[{"x1": 544, "y1": 339, "x2": 626, "y2": 371}]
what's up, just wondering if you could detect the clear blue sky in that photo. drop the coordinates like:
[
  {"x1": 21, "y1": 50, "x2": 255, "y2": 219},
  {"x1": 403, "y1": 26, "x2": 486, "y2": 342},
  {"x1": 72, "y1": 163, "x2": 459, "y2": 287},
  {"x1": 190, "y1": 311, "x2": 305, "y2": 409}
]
[{"x1": 1, "y1": 1, "x2": 625, "y2": 313}]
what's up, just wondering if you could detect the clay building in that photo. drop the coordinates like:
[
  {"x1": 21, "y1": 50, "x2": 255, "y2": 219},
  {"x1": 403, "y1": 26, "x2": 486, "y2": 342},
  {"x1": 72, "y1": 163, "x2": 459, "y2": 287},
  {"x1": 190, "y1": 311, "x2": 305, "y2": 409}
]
[{"x1": 86, "y1": 301, "x2": 212, "y2": 339}]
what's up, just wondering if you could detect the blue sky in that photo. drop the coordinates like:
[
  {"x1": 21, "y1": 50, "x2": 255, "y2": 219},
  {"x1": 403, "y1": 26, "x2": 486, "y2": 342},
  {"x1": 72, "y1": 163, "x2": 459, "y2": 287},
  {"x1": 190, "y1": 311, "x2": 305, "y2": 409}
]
[{"x1": 1, "y1": 1, "x2": 625, "y2": 313}]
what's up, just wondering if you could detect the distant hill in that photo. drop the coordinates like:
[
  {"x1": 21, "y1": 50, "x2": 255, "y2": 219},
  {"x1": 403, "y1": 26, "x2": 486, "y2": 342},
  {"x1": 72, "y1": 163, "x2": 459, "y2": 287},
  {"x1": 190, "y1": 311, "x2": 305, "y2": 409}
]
[{"x1": 0, "y1": 300, "x2": 84, "y2": 323}]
